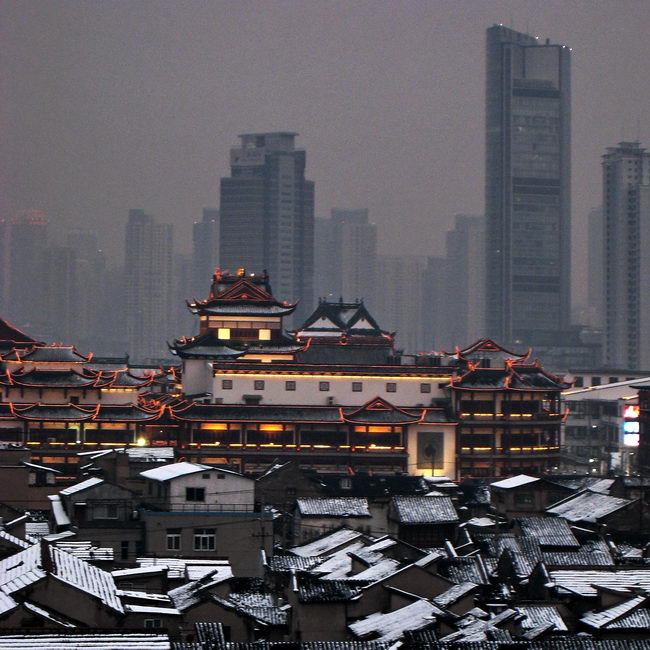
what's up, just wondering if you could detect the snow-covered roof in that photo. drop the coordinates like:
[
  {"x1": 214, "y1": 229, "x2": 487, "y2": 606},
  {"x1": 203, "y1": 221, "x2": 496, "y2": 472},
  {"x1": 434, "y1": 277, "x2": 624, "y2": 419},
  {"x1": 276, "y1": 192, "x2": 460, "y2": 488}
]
[
  {"x1": 433, "y1": 582, "x2": 478, "y2": 608},
  {"x1": 112, "y1": 566, "x2": 169, "y2": 579},
  {"x1": 136, "y1": 557, "x2": 230, "y2": 580},
  {"x1": 124, "y1": 604, "x2": 181, "y2": 615},
  {"x1": 580, "y1": 595, "x2": 646, "y2": 629},
  {"x1": 390, "y1": 495, "x2": 458, "y2": 524},
  {"x1": 0, "y1": 543, "x2": 123, "y2": 614},
  {"x1": 348, "y1": 598, "x2": 441, "y2": 642},
  {"x1": 517, "y1": 516, "x2": 580, "y2": 547},
  {"x1": 516, "y1": 604, "x2": 568, "y2": 632},
  {"x1": 22, "y1": 600, "x2": 77, "y2": 627},
  {"x1": 0, "y1": 634, "x2": 171, "y2": 648},
  {"x1": 140, "y1": 460, "x2": 243, "y2": 482},
  {"x1": 312, "y1": 542, "x2": 367, "y2": 580},
  {"x1": 54, "y1": 541, "x2": 114, "y2": 562},
  {"x1": 24, "y1": 521, "x2": 50, "y2": 543},
  {"x1": 290, "y1": 528, "x2": 366, "y2": 558},
  {"x1": 546, "y1": 490, "x2": 634, "y2": 523},
  {"x1": 490, "y1": 474, "x2": 540, "y2": 489},
  {"x1": 550, "y1": 569, "x2": 650, "y2": 596},
  {"x1": 59, "y1": 477, "x2": 104, "y2": 496},
  {"x1": 125, "y1": 446, "x2": 175, "y2": 461},
  {"x1": 349, "y1": 558, "x2": 401, "y2": 582},
  {"x1": 0, "y1": 530, "x2": 29, "y2": 550},
  {"x1": 48, "y1": 495, "x2": 71, "y2": 527},
  {"x1": 297, "y1": 498, "x2": 371, "y2": 518}
]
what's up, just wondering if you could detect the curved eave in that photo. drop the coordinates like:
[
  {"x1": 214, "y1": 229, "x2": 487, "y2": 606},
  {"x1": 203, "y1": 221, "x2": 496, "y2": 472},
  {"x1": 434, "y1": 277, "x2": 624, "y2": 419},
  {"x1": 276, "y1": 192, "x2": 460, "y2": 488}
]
[{"x1": 189, "y1": 302, "x2": 297, "y2": 317}]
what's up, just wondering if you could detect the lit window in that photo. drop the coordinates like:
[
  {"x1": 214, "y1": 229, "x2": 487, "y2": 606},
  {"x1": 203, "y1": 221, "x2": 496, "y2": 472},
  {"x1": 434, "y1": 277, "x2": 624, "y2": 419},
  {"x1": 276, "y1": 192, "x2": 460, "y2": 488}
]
[
  {"x1": 285, "y1": 380, "x2": 296, "y2": 391},
  {"x1": 319, "y1": 382, "x2": 330, "y2": 392},
  {"x1": 420, "y1": 383, "x2": 431, "y2": 393},
  {"x1": 218, "y1": 328, "x2": 231, "y2": 339},
  {"x1": 222, "y1": 379, "x2": 233, "y2": 390},
  {"x1": 386, "y1": 383, "x2": 397, "y2": 393},
  {"x1": 193, "y1": 528, "x2": 216, "y2": 551},
  {"x1": 254, "y1": 380, "x2": 265, "y2": 390},
  {"x1": 258, "y1": 328, "x2": 271, "y2": 340},
  {"x1": 185, "y1": 487, "x2": 205, "y2": 502},
  {"x1": 352, "y1": 382, "x2": 363, "y2": 392}
]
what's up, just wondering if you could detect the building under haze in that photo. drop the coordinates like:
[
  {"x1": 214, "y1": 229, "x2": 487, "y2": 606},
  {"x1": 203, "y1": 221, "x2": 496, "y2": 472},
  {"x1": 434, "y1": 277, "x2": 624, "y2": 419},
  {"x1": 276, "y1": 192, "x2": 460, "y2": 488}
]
[
  {"x1": 124, "y1": 209, "x2": 174, "y2": 362},
  {"x1": 603, "y1": 142, "x2": 650, "y2": 369},
  {"x1": 191, "y1": 208, "x2": 219, "y2": 299},
  {"x1": 219, "y1": 132, "x2": 314, "y2": 324},
  {"x1": 485, "y1": 25, "x2": 571, "y2": 347}
]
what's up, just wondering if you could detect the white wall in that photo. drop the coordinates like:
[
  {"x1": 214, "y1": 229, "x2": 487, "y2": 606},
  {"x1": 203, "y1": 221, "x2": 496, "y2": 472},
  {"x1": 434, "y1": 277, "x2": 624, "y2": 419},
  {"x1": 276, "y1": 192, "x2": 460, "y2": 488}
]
[{"x1": 167, "y1": 470, "x2": 255, "y2": 509}]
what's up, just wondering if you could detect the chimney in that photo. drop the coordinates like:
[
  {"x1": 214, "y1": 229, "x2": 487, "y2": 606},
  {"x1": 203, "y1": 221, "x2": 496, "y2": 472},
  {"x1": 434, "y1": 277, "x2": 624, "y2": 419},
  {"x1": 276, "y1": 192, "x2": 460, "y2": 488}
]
[{"x1": 40, "y1": 539, "x2": 55, "y2": 574}]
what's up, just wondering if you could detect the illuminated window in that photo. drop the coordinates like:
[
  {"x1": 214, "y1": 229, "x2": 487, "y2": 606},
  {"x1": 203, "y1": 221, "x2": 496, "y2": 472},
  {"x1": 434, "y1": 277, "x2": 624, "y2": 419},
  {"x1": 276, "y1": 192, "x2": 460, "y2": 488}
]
[
  {"x1": 254, "y1": 380, "x2": 265, "y2": 391},
  {"x1": 386, "y1": 383, "x2": 397, "y2": 393},
  {"x1": 258, "y1": 328, "x2": 271, "y2": 340},
  {"x1": 420, "y1": 383, "x2": 431, "y2": 393},
  {"x1": 319, "y1": 382, "x2": 330, "y2": 392},
  {"x1": 222, "y1": 379, "x2": 233, "y2": 390},
  {"x1": 218, "y1": 328, "x2": 231, "y2": 339},
  {"x1": 285, "y1": 381, "x2": 296, "y2": 391},
  {"x1": 352, "y1": 382, "x2": 363, "y2": 392}
]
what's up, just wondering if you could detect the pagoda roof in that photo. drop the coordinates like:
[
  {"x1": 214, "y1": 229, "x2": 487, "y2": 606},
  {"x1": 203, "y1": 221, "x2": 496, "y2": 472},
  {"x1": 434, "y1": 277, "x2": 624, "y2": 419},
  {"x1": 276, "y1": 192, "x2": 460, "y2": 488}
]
[
  {"x1": 450, "y1": 361, "x2": 570, "y2": 391},
  {"x1": 295, "y1": 300, "x2": 392, "y2": 341},
  {"x1": 0, "y1": 367, "x2": 112, "y2": 389},
  {"x1": 0, "y1": 318, "x2": 40, "y2": 347},
  {"x1": 451, "y1": 338, "x2": 530, "y2": 365},
  {"x1": 341, "y1": 397, "x2": 422, "y2": 424},
  {"x1": 109, "y1": 369, "x2": 157, "y2": 388},
  {"x1": 1, "y1": 345, "x2": 92, "y2": 364},
  {"x1": 8, "y1": 403, "x2": 163, "y2": 422},
  {"x1": 170, "y1": 333, "x2": 302, "y2": 359},
  {"x1": 189, "y1": 275, "x2": 296, "y2": 317}
]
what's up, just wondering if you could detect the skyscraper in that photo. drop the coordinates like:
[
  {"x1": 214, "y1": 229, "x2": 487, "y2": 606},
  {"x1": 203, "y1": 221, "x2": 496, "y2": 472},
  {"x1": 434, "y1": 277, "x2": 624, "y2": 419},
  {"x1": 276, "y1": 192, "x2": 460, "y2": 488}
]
[
  {"x1": 603, "y1": 142, "x2": 650, "y2": 369},
  {"x1": 191, "y1": 208, "x2": 219, "y2": 298},
  {"x1": 219, "y1": 132, "x2": 314, "y2": 322},
  {"x1": 124, "y1": 209, "x2": 173, "y2": 361},
  {"x1": 485, "y1": 25, "x2": 571, "y2": 346}
]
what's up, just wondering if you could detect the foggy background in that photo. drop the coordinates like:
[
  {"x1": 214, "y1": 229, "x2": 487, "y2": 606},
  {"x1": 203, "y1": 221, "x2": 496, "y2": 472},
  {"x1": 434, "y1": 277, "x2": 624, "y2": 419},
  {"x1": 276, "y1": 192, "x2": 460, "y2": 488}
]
[{"x1": 2, "y1": 0, "x2": 650, "y2": 318}]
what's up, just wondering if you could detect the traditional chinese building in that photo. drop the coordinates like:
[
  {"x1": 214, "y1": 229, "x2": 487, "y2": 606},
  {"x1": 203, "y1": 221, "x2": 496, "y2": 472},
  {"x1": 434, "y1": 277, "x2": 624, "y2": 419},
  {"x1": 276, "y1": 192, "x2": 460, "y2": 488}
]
[{"x1": 448, "y1": 339, "x2": 569, "y2": 478}]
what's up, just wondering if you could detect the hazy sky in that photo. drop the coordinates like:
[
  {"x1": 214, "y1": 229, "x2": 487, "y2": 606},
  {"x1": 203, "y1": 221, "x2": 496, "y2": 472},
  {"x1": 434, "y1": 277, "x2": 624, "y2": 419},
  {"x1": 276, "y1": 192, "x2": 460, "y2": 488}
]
[{"x1": 3, "y1": 0, "x2": 650, "y2": 306}]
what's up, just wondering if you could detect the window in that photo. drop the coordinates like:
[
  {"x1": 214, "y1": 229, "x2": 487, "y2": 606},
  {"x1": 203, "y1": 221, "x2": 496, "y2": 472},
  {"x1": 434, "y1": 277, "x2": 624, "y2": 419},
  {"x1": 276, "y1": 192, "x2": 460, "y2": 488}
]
[
  {"x1": 319, "y1": 381, "x2": 330, "y2": 392},
  {"x1": 285, "y1": 380, "x2": 296, "y2": 391},
  {"x1": 258, "y1": 328, "x2": 271, "y2": 340},
  {"x1": 144, "y1": 619, "x2": 163, "y2": 628},
  {"x1": 121, "y1": 540, "x2": 129, "y2": 561},
  {"x1": 217, "y1": 327, "x2": 231, "y2": 339},
  {"x1": 514, "y1": 492, "x2": 534, "y2": 505},
  {"x1": 185, "y1": 487, "x2": 205, "y2": 502},
  {"x1": 202, "y1": 473, "x2": 211, "y2": 479},
  {"x1": 222, "y1": 379, "x2": 233, "y2": 390},
  {"x1": 166, "y1": 529, "x2": 181, "y2": 550},
  {"x1": 420, "y1": 383, "x2": 431, "y2": 393},
  {"x1": 254, "y1": 380, "x2": 265, "y2": 391},
  {"x1": 193, "y1": 528, "x2": 216, "y2": 551},
  {"x1": 352, "y1": 382, "x2": 363, "y2": 392},
  {"x1": 574, "y1": 376, "x2": 584, "y2": 387},
  {"x1": 591, "y1": 376, "x2": 601, "y2": 386},
  {"x1": 94, "y1": 503, "x2": 118, "y2": 519},
  {"x1": 386, "y1": 383, "x2": 397, "y2": 393}
]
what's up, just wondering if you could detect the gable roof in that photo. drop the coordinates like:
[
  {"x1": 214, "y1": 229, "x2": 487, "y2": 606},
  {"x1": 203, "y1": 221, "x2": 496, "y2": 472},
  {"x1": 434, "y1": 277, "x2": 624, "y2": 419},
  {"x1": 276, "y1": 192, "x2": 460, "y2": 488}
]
[
  {"x1": 296, "y1": 498, "x2": 371, "y2": 518},
  {"x1": 342, "y1": 397, "x2": 421, "y2": 424},
  {"x1": 140, "y1": 461, "x2": 244, "y2": 482},
  {"x1": 490, "y1": 474, "x2": 540, "y2": 489},
  {"x1": 545, "y1": 490, "x2": 635, "y2": 523},
  {"x1": 390, "y1": 495, "x2": 458, "y2": 525}
]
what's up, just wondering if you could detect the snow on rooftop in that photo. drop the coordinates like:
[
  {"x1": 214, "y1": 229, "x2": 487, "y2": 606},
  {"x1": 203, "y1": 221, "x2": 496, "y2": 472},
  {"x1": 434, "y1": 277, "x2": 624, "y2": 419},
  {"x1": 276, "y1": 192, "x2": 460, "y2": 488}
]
[
  {"x1": 59, "y1": 476, "x2": 104, "y2": 496},
  {"x1": 546, "y1": 490, "x2": 633, "y2": 523},
  {"x1": 297, "y1": 497, "x2": 371, "y2": 517},
  {"x1": 490, "y1": 474, "x2": 540, "y2": 489},
  {"x1": 580, "y1": 595, "x2": 646, "y2": 628},
  {"x1": 290, "y1": 528, "x2": 365, "y2": 557},
  {"x1": 125, "y1": 446, "x2": 175, "y2": 461},
  {"x1": 136, "y1": 557, "x2": 229, "y2": 579},
  {"x1": 140, "y1": 460, "x2": 242, "y2": 481},
  {"x1": 124, "y1": 604, "x2": 181, "y2": 615},
  {"x1": 48, "y1": 495, "x2": 71, "y2": 527},
  {"x1": 0, "y1": 634, "x2": 171, "y2": 648},
  {"x1": 550, "y1": 569, "x2": 650, "y2": 596},
  {"x1": 348, "y1": 598, "x2": 440, "y2": 642}
]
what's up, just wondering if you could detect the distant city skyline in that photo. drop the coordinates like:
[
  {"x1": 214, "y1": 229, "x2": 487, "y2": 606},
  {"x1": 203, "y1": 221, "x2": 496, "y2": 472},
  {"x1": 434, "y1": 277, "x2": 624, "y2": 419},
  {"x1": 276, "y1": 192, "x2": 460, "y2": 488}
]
[{"x1": 3, "y1": 1, "x2": 650, "y2": 313}]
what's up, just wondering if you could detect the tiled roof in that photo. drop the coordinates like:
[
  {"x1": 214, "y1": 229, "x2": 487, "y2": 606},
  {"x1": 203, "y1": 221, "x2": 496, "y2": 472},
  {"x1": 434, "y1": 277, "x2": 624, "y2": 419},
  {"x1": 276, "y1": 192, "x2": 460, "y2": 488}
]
[
  {"x1": 266, "y1": 555, "x2": 321, "y2": 573},
  {"x1": 59, "y1": 477, "x2": 104, "y2": 496},
  {"x1": 546, "y1": 490, "x2": 634, "y2": 523},
  {"x1": 297, "y1": 498, "x2": 371, "y2": 517},
  {"x1": 433, "y1": 582, "x2": 478, "y2": 608},
  {"x1": 348, "y1": 599, "x2": 441, "y2": 642},
  {"x1": 516, "y1": 605, "x2": 568, "y2": 632},
  {"x1": 390, "y1": 495, "x2": 458, "y2": 524},
  {"x1": 542, "y1": 540, "x2": 614, "y2": 567},
  {"x1": 580, "y1": 595, "x2": 647, "y2": 629},
  {"x1": 549, "y1": 569, "x2": 650, "y2": 596},
  {"x1": 298, "y1": 577, "x2": 364, "y2": 603},
  {"x1": 289, "y1": 528, "x2": 366, "y2": 557},
  {"x1": 517, "y1": 517, "x2": 580, "y2": 547},
  {"x1": 0, "y1": 634, "x2": 171, "y2": 649}
]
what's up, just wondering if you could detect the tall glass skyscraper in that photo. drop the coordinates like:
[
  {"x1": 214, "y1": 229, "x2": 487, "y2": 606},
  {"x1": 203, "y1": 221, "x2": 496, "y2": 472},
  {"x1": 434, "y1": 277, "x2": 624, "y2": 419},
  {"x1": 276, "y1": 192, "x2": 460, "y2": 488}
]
[
  {"x1": 219, "y1": 133, "x2": 314, "y2": 323},
  {"x1": 485, "y1": 25, "x2": 571, "y2": 346}
]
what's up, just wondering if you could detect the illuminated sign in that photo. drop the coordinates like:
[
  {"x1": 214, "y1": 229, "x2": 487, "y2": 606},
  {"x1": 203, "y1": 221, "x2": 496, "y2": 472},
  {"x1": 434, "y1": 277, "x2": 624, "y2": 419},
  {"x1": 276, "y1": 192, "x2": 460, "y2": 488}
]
[
  {"x1": 624, "y1": 433, "x2": 640, "y2": 447},
  {"x1": 623, "y1": 421, "x2": 640, "y2": 434},
  {"x1": 624, "y1": 404, "x2": 640, "y2": 419}
]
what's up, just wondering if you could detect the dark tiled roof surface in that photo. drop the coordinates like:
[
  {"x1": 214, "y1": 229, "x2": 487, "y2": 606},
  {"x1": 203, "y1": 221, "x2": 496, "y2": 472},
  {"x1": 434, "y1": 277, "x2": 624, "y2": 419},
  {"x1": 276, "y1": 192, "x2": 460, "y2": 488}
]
[{"x1": 390, "y1": 495, "x2": 458, "y2": 524}]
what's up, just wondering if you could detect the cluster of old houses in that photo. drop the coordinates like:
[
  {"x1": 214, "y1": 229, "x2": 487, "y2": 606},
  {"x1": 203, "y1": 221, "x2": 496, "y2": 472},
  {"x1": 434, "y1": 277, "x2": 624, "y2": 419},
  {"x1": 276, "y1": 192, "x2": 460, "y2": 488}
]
[
  {"x1": 2, "y1": 448, "x2": 650, "y2": 647},
  {"x1": 2, "y1": 269, "x2": 650, "y2": 647}
]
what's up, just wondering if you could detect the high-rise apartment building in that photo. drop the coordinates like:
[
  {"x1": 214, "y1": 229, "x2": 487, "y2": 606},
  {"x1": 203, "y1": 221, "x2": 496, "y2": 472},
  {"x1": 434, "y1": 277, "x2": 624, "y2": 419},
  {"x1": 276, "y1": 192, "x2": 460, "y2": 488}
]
[
  {"x1": 586, "y1": 206, "x2": 605, "y2": 329},
  {"x1": 219, "y1": 132, "x2": 314, "y2": 323},
  {"x1": 603, "y1": 142, "x2": 650, "y2": 369},
  {"x1": 191, "y1": 208, "x2": 219, "y2": 298},
  {"x1": 485, "y1": 25, "x2": 571, "y2": 346},
  {"x1": 124, "y1": 209, "x2": 173, "y2": 361}
]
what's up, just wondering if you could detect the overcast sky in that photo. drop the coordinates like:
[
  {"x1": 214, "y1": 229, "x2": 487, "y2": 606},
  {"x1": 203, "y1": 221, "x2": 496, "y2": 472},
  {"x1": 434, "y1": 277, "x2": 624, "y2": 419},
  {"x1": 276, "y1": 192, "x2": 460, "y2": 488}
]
[{"x1": 2, "y1": 0, "x2": 650, "y2": 307}]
